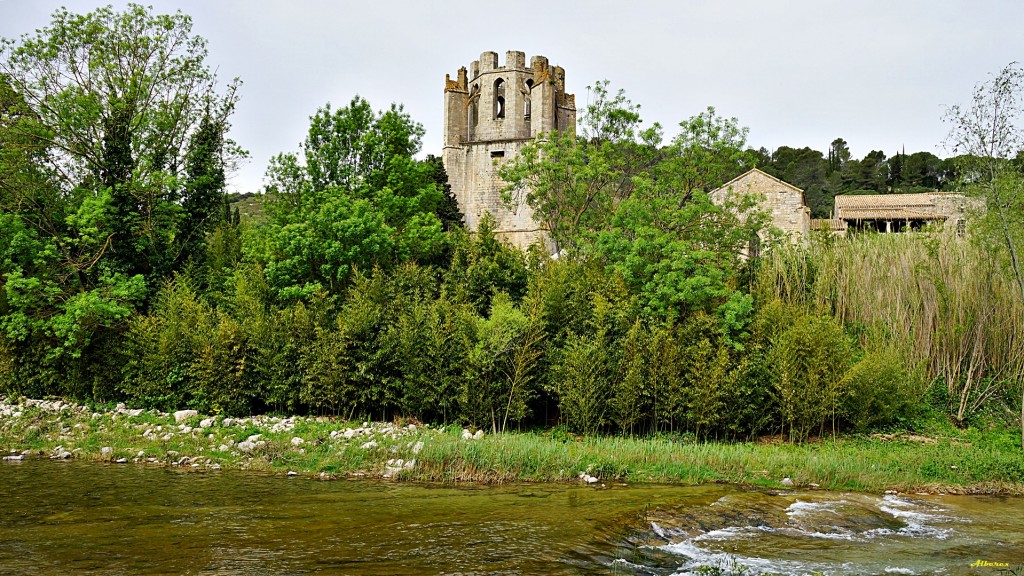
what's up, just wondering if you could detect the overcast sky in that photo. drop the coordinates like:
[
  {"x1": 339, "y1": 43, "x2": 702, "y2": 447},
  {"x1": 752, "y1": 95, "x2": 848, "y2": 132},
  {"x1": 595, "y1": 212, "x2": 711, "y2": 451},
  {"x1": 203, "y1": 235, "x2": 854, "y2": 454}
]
[{"x1": 2, "y1": 0, "x2": 1021, "y2": 193}]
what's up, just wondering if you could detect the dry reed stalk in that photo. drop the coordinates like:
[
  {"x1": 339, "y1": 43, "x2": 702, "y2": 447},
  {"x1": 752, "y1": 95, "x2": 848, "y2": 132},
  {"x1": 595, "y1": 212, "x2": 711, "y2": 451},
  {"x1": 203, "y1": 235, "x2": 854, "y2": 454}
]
[{"x1": 760, "y1": 231, "x2": 1024, "y2": 424}]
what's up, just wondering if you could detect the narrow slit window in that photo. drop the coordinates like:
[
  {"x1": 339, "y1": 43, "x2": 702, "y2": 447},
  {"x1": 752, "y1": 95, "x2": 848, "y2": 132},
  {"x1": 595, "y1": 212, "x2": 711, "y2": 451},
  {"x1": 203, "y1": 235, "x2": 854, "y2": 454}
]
[
  {"x1": 524, "y1": 79, "x2": 533, "y2": 119},
  {"x1": 494, "y1": 78, "x2": 505, "y2": 119}
]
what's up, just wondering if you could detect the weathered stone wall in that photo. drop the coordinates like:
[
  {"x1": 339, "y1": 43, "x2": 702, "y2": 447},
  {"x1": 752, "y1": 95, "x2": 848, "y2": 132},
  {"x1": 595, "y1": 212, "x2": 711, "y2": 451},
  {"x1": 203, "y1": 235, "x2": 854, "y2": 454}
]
[
  {"x1": 442, "y1": 139, "x2": 547, "y2": 247},
  {"x1": 443, "y1": 51, "x2": 575, "y2": 249},
  {"x1": 710, "y1": 169, "x2": 811, "y2": 240}
]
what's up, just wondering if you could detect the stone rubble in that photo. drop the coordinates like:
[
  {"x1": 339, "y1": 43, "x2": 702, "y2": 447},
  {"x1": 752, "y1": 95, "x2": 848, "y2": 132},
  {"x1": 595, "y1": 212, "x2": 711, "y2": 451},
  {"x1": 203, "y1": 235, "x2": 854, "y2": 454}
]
[{"x1": 0, "y1": 396, "x2": 440, "y2": 481}]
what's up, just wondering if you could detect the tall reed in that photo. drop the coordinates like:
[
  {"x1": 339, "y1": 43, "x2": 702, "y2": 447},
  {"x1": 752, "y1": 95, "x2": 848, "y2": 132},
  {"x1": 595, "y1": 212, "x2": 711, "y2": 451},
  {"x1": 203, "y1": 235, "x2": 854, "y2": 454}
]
[{"x1": 759, "y1": 231, "x2": 1024, "y2": 424}]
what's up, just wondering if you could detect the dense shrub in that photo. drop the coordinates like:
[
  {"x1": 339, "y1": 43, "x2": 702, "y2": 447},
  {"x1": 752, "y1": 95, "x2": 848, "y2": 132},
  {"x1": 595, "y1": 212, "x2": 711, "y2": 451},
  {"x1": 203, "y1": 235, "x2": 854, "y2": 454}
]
[{"x1": 768, "y1": 311, "x2": 853, "y2": 442}]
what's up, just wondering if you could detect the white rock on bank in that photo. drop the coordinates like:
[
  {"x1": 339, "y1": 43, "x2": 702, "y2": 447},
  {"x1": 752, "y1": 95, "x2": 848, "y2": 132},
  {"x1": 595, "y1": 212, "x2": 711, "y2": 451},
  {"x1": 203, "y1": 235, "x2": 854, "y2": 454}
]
[
  {"x1": 173, "y1": 410, "x2": 198, "y2": 423},
  {"x1": 360, "y1": 440, "x2": 377, "y2": 450},
  {"x1": 199, "y1": 418, "x2": 215, "y2": 429},
  {"x1": 237, "y1": 441, "x2": 256, "y2": 453},
  {"x1": 473, "y1": 430, "x2": 484, "y2": 440},
  {"x1": 411, "y1": 441, "x2": 424, "y2": 454},
  {"x1": 780, "y1": 477, "x2": 794, "y2": 487},
  {"x1": 2, "y1": 455, "x2": 23, "y2": 461},
  {"x1": 290, "y1": 437, "x2": 304, "y2": 446},
  {"x1": 100, "y1": 447, "x2": 113, "y2": 458}
]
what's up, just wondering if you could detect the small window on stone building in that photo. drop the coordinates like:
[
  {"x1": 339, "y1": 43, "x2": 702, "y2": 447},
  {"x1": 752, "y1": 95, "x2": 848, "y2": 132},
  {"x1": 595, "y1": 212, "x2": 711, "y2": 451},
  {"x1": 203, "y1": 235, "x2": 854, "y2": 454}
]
[
  {"x1": 491, "y1": 150, "x2": 505, "y2": 158},
  {"x1": 956, "y1": 218, "x2": 966, "y2": 237}
]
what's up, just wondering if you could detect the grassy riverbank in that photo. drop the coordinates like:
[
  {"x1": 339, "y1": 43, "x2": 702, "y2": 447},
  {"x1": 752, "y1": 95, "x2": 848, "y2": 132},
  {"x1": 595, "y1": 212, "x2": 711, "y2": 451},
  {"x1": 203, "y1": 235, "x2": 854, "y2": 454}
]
[{"x1": 2, "y1": 397, "x2": 1021, "y2": 495}]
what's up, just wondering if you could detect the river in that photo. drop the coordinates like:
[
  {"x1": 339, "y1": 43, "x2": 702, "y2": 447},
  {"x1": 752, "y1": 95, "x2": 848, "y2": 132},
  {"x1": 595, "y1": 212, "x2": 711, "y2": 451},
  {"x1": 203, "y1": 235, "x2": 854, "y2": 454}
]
[{"x1": 1, "y1": 460, "x2": 1021, "y2": 575}]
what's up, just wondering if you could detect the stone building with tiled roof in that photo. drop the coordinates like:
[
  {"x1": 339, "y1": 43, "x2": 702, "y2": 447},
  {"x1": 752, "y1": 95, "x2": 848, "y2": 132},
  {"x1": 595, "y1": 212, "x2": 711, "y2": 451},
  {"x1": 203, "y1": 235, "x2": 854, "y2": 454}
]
[{"x1": 833, "y1": 192, "x2": 974, "y2": 233}]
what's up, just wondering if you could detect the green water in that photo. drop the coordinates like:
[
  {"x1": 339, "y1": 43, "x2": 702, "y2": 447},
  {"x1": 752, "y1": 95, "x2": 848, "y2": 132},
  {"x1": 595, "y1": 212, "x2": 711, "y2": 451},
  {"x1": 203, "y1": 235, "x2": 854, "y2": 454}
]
[{"x1": 1, "y1": 460, "x2": 1022, "y2": 575}]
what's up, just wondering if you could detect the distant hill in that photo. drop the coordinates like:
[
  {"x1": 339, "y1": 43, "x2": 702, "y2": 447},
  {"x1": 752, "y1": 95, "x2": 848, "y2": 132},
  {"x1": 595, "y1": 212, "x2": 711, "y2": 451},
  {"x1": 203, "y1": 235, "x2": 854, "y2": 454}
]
[{"x1": 227, "y1": 192, "x2": 266, "y2": 222}]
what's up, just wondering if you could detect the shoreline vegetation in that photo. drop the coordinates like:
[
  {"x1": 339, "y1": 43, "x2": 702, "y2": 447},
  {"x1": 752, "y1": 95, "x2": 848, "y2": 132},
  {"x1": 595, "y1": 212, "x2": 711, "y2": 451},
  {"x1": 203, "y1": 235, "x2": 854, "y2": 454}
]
[
  {"x1": 3, "y1": 4, "x2": 1023, "y2": 512},
  {"x1": 3, "y1": 397, "x2": 1022, "y2": 496}
]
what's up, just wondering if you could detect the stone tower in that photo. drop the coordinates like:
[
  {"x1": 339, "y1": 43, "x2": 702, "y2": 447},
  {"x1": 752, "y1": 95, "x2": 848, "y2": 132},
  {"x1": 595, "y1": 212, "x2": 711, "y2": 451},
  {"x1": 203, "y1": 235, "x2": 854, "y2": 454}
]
[{"x1": 443, "y1": 51, "x2": 576, "y2": 248}]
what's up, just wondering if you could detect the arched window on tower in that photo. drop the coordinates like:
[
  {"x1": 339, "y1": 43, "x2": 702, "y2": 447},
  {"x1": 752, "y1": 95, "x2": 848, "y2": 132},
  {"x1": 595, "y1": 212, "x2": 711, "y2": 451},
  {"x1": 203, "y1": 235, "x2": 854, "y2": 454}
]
[
  {"x1": 494, "y1": 78, "x2": 505, "y2": 119},
  {"x1": 469, "y1": 83, "x2": 479, "y2": 129},
  {"x1": 524, "y1": 79, "x2": 533, "y2": 120}
]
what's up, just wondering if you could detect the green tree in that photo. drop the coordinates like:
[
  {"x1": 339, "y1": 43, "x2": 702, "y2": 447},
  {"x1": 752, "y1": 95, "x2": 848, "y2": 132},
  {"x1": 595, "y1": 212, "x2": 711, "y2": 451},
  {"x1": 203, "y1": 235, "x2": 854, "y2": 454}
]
[
  {"x1": 503, "y1": 82, "x2": 765, "y2": 337},
  {"x1": 827, "y1": 138, "x2": 851, "y2": 175},
  {"x1": 902, "y1": 151, "x2": 944, "y2": 190},
  {"x1": 423, "y1": 154, "x2": 465, "y2": 232},
  {"x1": 1, "y1": 6, "x2": 240, "y2": 388},
  {"x1": 251, "y1": 96, "x2": 445, "y2": 300},
  {"x1": 443, "y1": 214, "x2": 529, "y2": 316},
  {"x1": 762, "y1": 146, "x2": 829, "y2": 216},
  {"x1": 500, "y1": 80, "x2": 663, "y2": 253},
  {"x1": 945, "y1": 62, "x2": 1024, "y2": 448},
  {"x1": 462, "y1": 294, "x2": 544, "y2": 433},
  {"x1": 769, "y1": 312, "x2": 853, "y2": 442},
  {"x1": 1, "y1": 4, "x2": 242, "y2": 281}
]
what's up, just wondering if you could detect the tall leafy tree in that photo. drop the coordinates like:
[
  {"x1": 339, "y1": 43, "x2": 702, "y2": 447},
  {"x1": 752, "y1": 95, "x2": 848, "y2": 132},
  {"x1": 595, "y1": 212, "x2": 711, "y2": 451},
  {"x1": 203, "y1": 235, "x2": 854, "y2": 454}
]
[
  {"x1": 945, "y1": 62, "x2": 1024, "y2": 448},
  {"x1": 902, "y1": 151, "x2": 944, "y2": 190},
  {"x1": 500, "y1": 80, "x2": 663, "y2": 254},
  {"x1": 502, "y1": 82, "x2": 765, "y2": 338},
  {"x1": 762, "y1": 146, "x2": 829, "y2": 216},
  {"x1": 827, "y1": 138, "x2": 851, "y2": 175},
  {"x1": 0, "y1": 5, "x2": 241, "y2": 369},
  {"x1": 251, "y1": 96, "x2": 445, "y2": 300}
]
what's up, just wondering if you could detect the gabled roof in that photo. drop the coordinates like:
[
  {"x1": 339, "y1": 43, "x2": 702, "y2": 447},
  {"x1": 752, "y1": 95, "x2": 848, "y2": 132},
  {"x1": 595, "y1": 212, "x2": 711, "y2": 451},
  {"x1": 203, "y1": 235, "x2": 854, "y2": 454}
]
[{"x1": 711, "y1": 168, "x2": 806, "y2": 205}]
